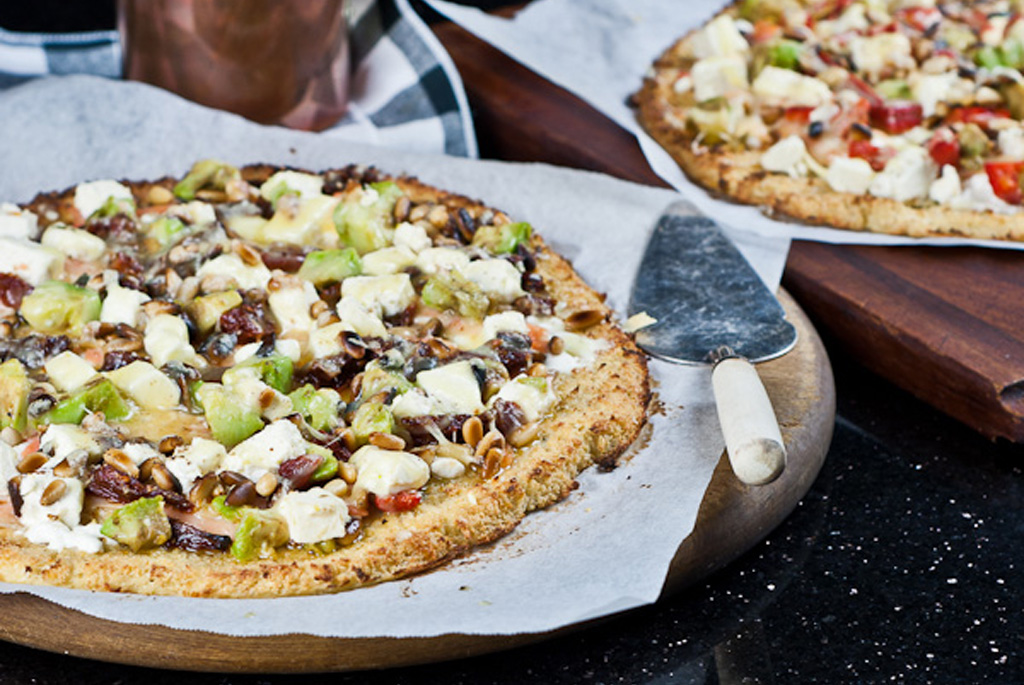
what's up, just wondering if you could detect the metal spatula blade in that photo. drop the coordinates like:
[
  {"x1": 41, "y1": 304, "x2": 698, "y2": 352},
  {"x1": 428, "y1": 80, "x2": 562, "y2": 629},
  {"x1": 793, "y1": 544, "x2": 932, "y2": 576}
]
[{"x1": 629, "y1": 202, "x2": 797, "y2": 485}]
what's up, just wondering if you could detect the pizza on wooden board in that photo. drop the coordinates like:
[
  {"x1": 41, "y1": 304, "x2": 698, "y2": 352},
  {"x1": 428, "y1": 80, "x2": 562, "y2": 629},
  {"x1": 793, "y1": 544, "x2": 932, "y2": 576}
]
[
  {"x1": 636, "y1": 0, "x2": 1024, "y2": 240},
  {"x1": 0, "y1": 161, "x2": 649, "y2": 597}
]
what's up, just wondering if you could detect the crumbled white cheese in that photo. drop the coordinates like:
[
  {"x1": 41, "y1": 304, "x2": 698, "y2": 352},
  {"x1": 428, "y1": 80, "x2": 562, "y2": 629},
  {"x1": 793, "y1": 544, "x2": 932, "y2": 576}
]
[
  {"x1": 415, "y1": 247, "x2": 471, "y2": 275},
  {"x1": 491, "y1": 376, "x2": 554, "y2": 422},
  {"x1": 482, "y1": 311, "x2": 529, "y2": 341},
  {"x1": 276, "y1": 488, "x2": 350, "y2": 543},
  {"x1": 350, "y1": 445, "x2": 430, "y2": 498},
  {"x1": 0, "y1": 441, "x2": 19, "y2": 495},
  {"x1": 816, "y1": 2, "x2": 869, "y2": 36},
  {"x1": 761, "y1": 135, "x2": 810, "y2": 177},
  {"x1": 223, "y1": 366, "x2": 293, "y2": 421},
  {"x1": 268, "y1": 282, "x2": 315, "y2": 337},
  {"x1": 460, "y1": 259, "x2": 524, "y2": 302},
  {"x1": 122, "y1": 441, "x2": 162, "y2": 466},
  {"x1": 415, "y1": 360, "x2": 485, "y2": 415},
  {"x1": 105, "y1": 360, "x2": 181, "y2": 410},
  {"x1": 998, "y1": 127, "x2": 1024, "y2": 159},
  {"x1": 849, "y1": 33, "x2": 912, "y2": 77},
  {"x1": 174, "y1": 437, "x2": 227, "y2": 473},
  {"x1": 221, "y1": 419, "x2": 309, "y2": 481},
  {"x1": 101, "y1": 279, "x2": 150, "y2": 327},
  {"x1": 868, "y1": 147, "x2": 936, "y2": 202},
  {"x1": 261, "y1": 195, "x2": 337, "y2": 246},
  {"x1": 826, "y1": 157, "x2": 876, "y2": 194},
  {"x1": 430, "y1": 456, "x2": 466, "y2": 479},
  {"x1": 949, "y1": 173, "x2": 1020, "y2": 214},
  {"x1": 336, "y1": 297, "x2": 387, "y2": 338},
  {"x1": 197, "y1": 254, "x2": 271, "y2": 290},
  {"x1": 691, "y1": 55, "x2": 749, "y2": 102},
  {"x1": 167, "y1": 200, "x2": 217, "y2": 226},
  {"x1": 393, "y1": 222, "x2": 432, "y2": 253},
  {"x1": 361, "y1": 246, "x2": 417, "y2": 276},
  {"x1": 689, "y1": 14, "x2": 749, "y2": 58},
  {"x1": 40, "y1": 424, "x2": 102, "y2": 463},
  {"x1": 389, "y1": 389, "x2": 440, "y2": 418},
  {"x1": 340, "y1": 273, "x2": 415, "y2": 317},
  {"x1": 44, "y1": 351, "x2": 98, "y2": 393},
  {"x1": 308, "y1": 321, "x2": 348, "y2": 358},
  {"x1": 0, "y1": 237, "x2": 59, "y2": 286},
  {"x1": 73, "y1": 180, "x2": 132, "y2": 219},
  {"x1": 40, "y1": 225, "x2": 106, "y2": 262},
  {"x1": 144, "y1": 314, "x2": 199, "y2": 369},
  {"x1": 0, "y1": 204, "x2": 37, "y2": 240},
  {"x1": 24, "y1": 520, "x2": 104, "y2": 553},
  {"x1": 911, "y1": 72, "x2": 960, "y2": 118},
  {"x1": 752, "y1": 66, "x2": 832, "y2": 107},
  {"x1": 929, "y1": 165, "x2": 962, "y2": 204},
  {"x1": 259, "y1": 171, "x2": 324, "y2": 203},
  {"x1": 164, "y1": 458, "x2": 202, "y2": 496},
  {"x1": 19, "y1": 473, "x2": 84, "y2": 530}
]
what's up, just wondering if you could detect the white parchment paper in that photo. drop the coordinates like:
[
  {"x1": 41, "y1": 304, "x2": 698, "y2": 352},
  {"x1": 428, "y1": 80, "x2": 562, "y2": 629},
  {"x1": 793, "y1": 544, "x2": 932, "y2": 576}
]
[
  {"x1": 427, "y1": 0, "x2": 1024, "y2": 251},
  {"x1": 0, "y1": 75, "x2": 792, "y2": 638}
]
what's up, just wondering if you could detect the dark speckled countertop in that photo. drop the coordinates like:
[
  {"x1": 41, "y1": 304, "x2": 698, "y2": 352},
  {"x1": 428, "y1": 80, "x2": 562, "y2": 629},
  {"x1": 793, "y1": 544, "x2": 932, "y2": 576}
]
[{"x1": 0, "y1": 2, "x2": 1021, "y2": 683}]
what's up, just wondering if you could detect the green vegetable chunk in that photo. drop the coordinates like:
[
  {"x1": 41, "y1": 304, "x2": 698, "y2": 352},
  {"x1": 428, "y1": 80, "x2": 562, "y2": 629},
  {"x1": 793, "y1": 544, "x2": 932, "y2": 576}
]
[
  {"x1": 42, "y1": 378, "x2": 131, "y2": 425},
  {"x1": 333, "y1": 181, "x2": 404, "y2": 255},
  {"x1": 194, "y1": 384, "x2": 263, "y2": 448},
  {"x1": 224, "y1": 353, "x2": 294, "y2": 394},
  {"x1": 471, "y1": 221, "x2": 532, "y2": 255},
  {"x1": 210, "y1": 495, "x2": 243, "y2": 522},
  {"x1": 100, "y1": 496, "x2": 171, "y2": 552},
  {"x1": 187, "y1": 290, "x2": 243, "y2": 332},
  {"x1": 19, "y1": 281, "x2": 101, "y2": 334},
  {"x1": 358, "y1": 361, "x2": 413, "y2": 402},
  {"x1": 311, "y1": 453, "x2": 339, "y2": 483},
  {"x1": 147, "y1": 215, "x2": 189, "y2": 252},
  {"x1": 230, "y1": 510, "x2": 288, "y2": 561},
  {"x1": 297, "y1": 247, "x2": 362, "y2": 285},
  {"x1": 288, "y1": 385, "x2": 341, "y2": 432},
  {"x1": 91, "y1": 194, "x2": 136, "y2": 220},
  {"x1": 350, "y1": 400, "x2": 394, "y2": 444},
  {"x1": 0, "y1": 359, "x2": 30, "y2": 432},
  {"x1": 876, "y1": 79, "x2": 912, "y2": 101},
  {"x1": 173, "y1": 159, "x2": 241, "y2": 201}
]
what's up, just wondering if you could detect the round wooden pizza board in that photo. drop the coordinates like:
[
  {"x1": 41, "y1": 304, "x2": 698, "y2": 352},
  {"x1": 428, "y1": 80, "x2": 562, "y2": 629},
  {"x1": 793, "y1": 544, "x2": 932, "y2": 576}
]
[{"x1": 0, "y1": 291, "x2": 833, "y2": 673}]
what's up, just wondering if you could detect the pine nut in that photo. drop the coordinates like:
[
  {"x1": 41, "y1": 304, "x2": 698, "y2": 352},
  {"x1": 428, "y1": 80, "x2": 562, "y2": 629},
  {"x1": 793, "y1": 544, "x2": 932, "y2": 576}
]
[
  {"x1": 482, "y1": 447, "x2": 504, "y2": 479},
  {"x1": 526, "y1": 363, "x2": 547, "y2": 377},
  {"x1": 548, "y1": 336, "x2": 565, "y2": 355},
  {"x1": 236, "y1": 242, "x2": 263, "y2": 267},
  {"x1": 255, "y1": 472, "x2": 279, "y2": 497},
  {"x1": 323, "y1": 478, "x2": 349, "y2": 498},
  {"x1": 17, "y1": 452, "x2": 47, "y2": 474},
  {"x1": 225, "y1": 481, "x2": 256, "y2": 507},
  {"x1": 151, "y1": 462, "x2": 179, "y2": 492},
  {"x1": 337, "y1": 427, "x2": 357, "y2": 452},
  {"x1": 103, "y1": 448, "x2": 140, "y2": 479},
  {"x1": 340, "y1": 462, "x2": 358, "y2": 484},
  {"x1": 51, "y1": 458, "x2": 75, "y2": 478},
  {"x1": 475, "y1": 429, "x2": 505, "y2": 459},
  {"x1": 39, "y1": 480, "x2": 67, "y2": 507},
  {"x1": 146, "y1": 185, "x2": 174, "y2": 205},
  {"x1": 158, "y1": 435, "x2": 184, "y2": 455},
  {"x1": 369, "y1": 432, "x2": 405, "y2": 451},
  {"x1": 461, "y1": 416, "x2": 483, "y2": 447},
  {"x1": 565, "y1": 309, "x2": 604, "y2": 331},
  {"x1": 508, "y1": 421, "x2": 541, "y2": 448},
  {"x1": 189, "y1": 473, "x2": 220, "y2": 505}
]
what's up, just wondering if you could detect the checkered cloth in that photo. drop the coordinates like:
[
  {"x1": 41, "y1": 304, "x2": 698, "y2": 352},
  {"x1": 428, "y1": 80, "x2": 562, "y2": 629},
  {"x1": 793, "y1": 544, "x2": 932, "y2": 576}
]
[{"x1": 0, "y1": 0, "x2": 476, "y2": 157}]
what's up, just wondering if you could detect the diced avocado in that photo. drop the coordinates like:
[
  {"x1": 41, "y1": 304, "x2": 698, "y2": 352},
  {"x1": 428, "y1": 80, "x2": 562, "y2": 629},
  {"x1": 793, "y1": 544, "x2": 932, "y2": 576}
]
[
  {"x1": 210, "y1": 495, "x2": 243, "y2": 522},
  {"x1": 224, "y1": 353, "x2": 294, "y2": 394},
  {"x1": 420, "y1": 276, "x2": 455, "y2": 310},
  {"x1": 975, "y1": 45, "x2": 1003, "y2": 70},
  {"x1": 311, "y1": 452, "x2": 339, "y2": 483},
  {"x1": 421, "y1": 272, "x2": 488, "y2": 319},
  {"x1": 91, "y1": 194, "x2": 136, "y2": 220},
  {"x1": 297, "y1": 248, "x2": 362, "y2": 285},
  {"x1": 19, "y1": 280, "x2": 101, "y2": 334},
  {"x1": 358, "y1": 361, "x2": 413, "y2": 401},
  {"x1": 333, "y1": 182, "x2": 404, "y2": 255},
  {"x1": 766, "y1": 39, "x2": 802, "y2": 71},
  {"x1": 187, "y1": 290, "x2": 243, "y2": 332},
  {"x1": 471, "y1": 221, "x2": 532, "y2": 255},
  {"x1": 958, "y1": 123, "x2": 990, "y2": 158},
  {"x1": 173, "y1": 159, "x2": 240, "y2": 201},
  {"x1": 100, "y1": 496, "x2": 171, "y2": 552},
  {"x1": 146, "y1": 215, "x2": 189, "y2": 252},
  {"x1": 194, "y1": 383, "x2": 263, "y2": 448},
  {"x1": 876, "y1": 79, "x2": 912, "y2": 101},
  {"x1": 350, "y1": 400, "x2": 394, "y2": 444},
  {"x1": 230, "y1": 509, "x2": 288, "y2": 561},
  {"x1": 0, "y1": 359, "x2": 30, "y2": 432},
  {"x1": 42, "y1": 377, "x2": 131, "y2": 425},
  {"x1": 288, "y1": 385, "x2": 341, "y2": 432},
  {"x1": 974, "y1": 40, "x2": 1024, "y2": 70}
]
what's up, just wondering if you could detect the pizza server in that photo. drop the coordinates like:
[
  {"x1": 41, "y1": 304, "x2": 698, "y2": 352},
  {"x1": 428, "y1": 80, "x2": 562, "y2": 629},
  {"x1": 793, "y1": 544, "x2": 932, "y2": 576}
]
[{"x1": 629, "y1": 202, "x2": 797, "y2": 486}]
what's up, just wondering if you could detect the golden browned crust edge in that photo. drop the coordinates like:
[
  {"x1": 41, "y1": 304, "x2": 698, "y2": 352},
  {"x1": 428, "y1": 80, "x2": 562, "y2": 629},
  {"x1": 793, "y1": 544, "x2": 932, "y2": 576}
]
[
  {"x1": 633, "y1": 15, "x2": 1024, "y2": 242},
  {"x1": 0, "y1": 165, "x2": 651, "y2": 598}
]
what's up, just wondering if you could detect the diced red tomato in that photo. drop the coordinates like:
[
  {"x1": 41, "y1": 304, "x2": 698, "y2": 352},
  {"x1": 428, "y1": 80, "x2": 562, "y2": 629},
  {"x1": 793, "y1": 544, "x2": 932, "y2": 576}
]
[
  {"x1": 927, "y1": 128, "x2": 961, "y2": 168},
  {"x1": 984, "y1": 160, "x2": 1024, "y2": 205},
  {"x1": 784, "y1": 106, "x2": 815, "y2": 124},
  {"x1": 946, "y1": 106, "x2": 1011, "y2": 128},
  {"x1": 869, "y1": 101, "x2": 923, "y2": 134},
  {"x1": 895, "y1": 7, "x2": 941, "y2": 32},
  {"x1": 866, "y1": 20, "x2": 898, "y2": 35},
  {"x1": 848, "y1": 139, "x2": 896, "y2": 171},
  {"x1": 751, "y1": 19, "x2": 782, "y2": 43},
  {"x1": 374, "y1": 490, "x2": 422, "y2": 513}
]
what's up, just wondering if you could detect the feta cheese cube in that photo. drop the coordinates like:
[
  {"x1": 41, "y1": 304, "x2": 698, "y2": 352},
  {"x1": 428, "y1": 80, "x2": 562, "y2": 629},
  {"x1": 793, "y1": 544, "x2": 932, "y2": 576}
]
[
  {"x1": 0, "y1": 237, "x2": 59, "y2": 286},
  {"x1": 911, "y1": 72, "x2": 960, "y2": 118},
  {"x1": 268, "y1": 283, "x2": 314, "y2": 337},
  {"x1": 308, "y1": 321, "x2": 347, "y2": 358},
  {"x1": 826, "y1": 157, "x2": 876, "y2": 194},
  {"x1": 336, "y1": 297, "x2": 387, "y2": 338},
  {"x1": 276, "y1": 488, "x2": 350, "y2": 543},
  {"x1": 168, "y1": 436, "x2": 228, "y2": 491},
  {"x1": 350, "y1": 445, "x2": 429, "y2": 498},
  {"x1": 40, "y1": 225, "x2": 106, "y2": 262},
  {"x1": 393, "y1": 222, "x2": 432, "y2": 253},
  {"x1": 761, "y1": 135, "x2": 810, "y2": 177},
  {"x1": 691, "y1": 55, "x2": 749, "y2": 102},
  {"x1": 460, "y1": 259, "x2": 524, "y2": 302},
  {"x1": 492, "y1": 376, "x2": 555, "y2": 422},
  {"x1": 752, "y1": 66, "x2": 832, "y2": 108},
  {"x1": 262, "y1": 195, "x2": 337, "y2": 246},
  {"x1": 415, "y1": 360, "x2": 484, "y2": 415},
  {"x1": 361, "y1": 246, "x2": 417, "y2": 276},
  {"x1": 482, "y1": 311, "x2": 528, "y2": 341},
  {"x1": 101, "y1": 280, "x2": 150, "y2": 327},
  {"x1": 44, "y1": 351, "x2": 99, "y2": 393},
  {"x1": 0, "y1": 204, "x2": 37, "y2": 240},
  {"x1": 929, "y1": 165, "x2": 962, "y2": 204},
  {"x1": 415, "y1": 247, "x2": 470, "y2": 275},
  {"x1": 869, "y1": 147, "x2": 936, "y2": 202},
  {"x1": 122, "y1": 441, "x2": 162, "y2": 466},
  {"x1": 144, "y1": 314, "x2": 199, "y2": 369},
  {"x1": 221, "y1": 419, "x2": 309, "y2": 481},
  {"x1": 259, "y1": 171, "x2": 324, "y2": 203},
  {"x1": 105, "y1": 360, "x2": 181, "y2": 410},
  {"x1": 340, "y1": 273, "x2": 415, "y2": 317},
  {"x1": 998, "y1": 127, "x2": 1024, "y2": 159},
  {"x1": 197, "y1": 254, "x2": 271, "y2": 290},
  {"x1": 73, "y1": 180, "x2": 132, "y2": 219},
  {"x1": 40, "y1": 424, "x2": 101, "y2": 463}
]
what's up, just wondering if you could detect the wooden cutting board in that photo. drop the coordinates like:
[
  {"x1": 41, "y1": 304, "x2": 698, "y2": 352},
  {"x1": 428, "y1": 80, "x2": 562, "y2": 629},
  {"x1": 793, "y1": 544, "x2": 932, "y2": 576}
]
[
  {"x1": 0, "y1": 292, "x2": 832, "y2": 672},
  {"x1": 431, "y1": 9, "x2": 1024, "y2": 443}
]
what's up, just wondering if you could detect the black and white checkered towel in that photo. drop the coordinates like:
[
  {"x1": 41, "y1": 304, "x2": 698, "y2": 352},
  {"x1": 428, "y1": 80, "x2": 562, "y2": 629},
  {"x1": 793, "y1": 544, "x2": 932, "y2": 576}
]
[{"x1": 0, "y1": 0, "x2": 476, "y2": 157}]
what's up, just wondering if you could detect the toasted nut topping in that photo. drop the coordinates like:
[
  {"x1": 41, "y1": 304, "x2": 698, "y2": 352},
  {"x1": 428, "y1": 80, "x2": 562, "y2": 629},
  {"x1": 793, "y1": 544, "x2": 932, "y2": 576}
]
[
  {"x1": 104, "y1": 449, "x2": 140, "y2": 479},
  {"x1": 146, "y1": 185, "x2": 174, "y2": 205},
  {"x1": 189, "y1": 473, "x2": 220, "y2": 505},
  {"x1": 461, "y1": 416, "x2": 484, "y2": 448},
  {"x1": 342, "y1": 332, "x2": 366, "y2": 359},
  {"x1": 408, "y1": 203, "x2": 430, "y2": 222},
  {"x1": 414, "y1": 445, "x2": 437, "y2": 465},
  {"x1": 565, "y1": 309, "x2": 605, "y2": 331},
  {"x1": 340, "y1": 462, "x2": 358, "y2": 484},
  {"x1": 195, "y1": 189, "x2": 228, "y2": 203},
  {"x1": 508, "y1": 421, "x2": 541, "y2": 448},
  {"x1": 548, "y1": 335, "x2": 565, "y2": 356},
  {"x1": 338, "y1": 427, "x2": 357, "y2": 452},
  {"x1": 266, "y1": 275, "x2": 285, "y2": 293},
  {"x1": 1, "y1": 427, "x2": 21, "y2": 446},
  {"x1": 310, "y1": 300, "x2": 329, "y2": 318},
  {"x1": 369, "y1": 432, "x2": 406, "y2": 451},
  {"x1": 526, "y1": 362, "x2": 547, "y2": 377},
  {"x1": 158, "y1": 435, "x2": 184, "y2": 455},
  {"x1": 236, "y1": 242, "x2": 263, "y2": 267},
  {"x1": 258, "y1": 388, "x2": 278, "y2": 411},
  {"x1": 177, "y1": 276, "x2": 200, "y2": 303},
  {"x1": 17, "y1": 452, "x2": 47, "y2": 474},
  {"x1": 226, "y1": 480, "x2": 256, "y2": 507},
  {"x1": 475, "y1": 429, "x2": 506, "y2": 459},
  {"x1": 39, "y1": 480, "x2": 67, "y2": 507},
  {"x1": 427, "y1": 205, "x2": 449, "y2": 228},
  {"x1": 393, "y1": 195, "x2": 411, "y2": 223},
  {"x1": 151, "y1": 462, "x2": 179, "y2": 492},
  {"x1": 255, "y1": 472, "x2": 279, "y2": 497},
  {"x1": 164, "y1": 268, "x2": 183, "y2": 299},
  {"x1": 323, "y1": 478, "x2": 349, "y2": 498},
  {"x1": 482, "y1": 447, "x2": 504, "y2": 479},
  {"x1": 51, "y1": 458, "x2": 75, "y2": 478},
  {"x1": 418, "y1": 317, "x2": 443, "y2": 337}
]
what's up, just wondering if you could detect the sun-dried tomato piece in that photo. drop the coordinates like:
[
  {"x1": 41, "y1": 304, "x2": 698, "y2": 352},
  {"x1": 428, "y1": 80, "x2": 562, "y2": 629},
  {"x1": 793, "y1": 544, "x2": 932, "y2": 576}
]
[
  {"x1": 493, "y1": 398, "x2": 527, "y2": 437},
  {"x1": 278, "y1": 454, "x2": 324, "y2": 491},
  {"x1": 166, "y1": 519, "x2": 231, "y2": 552},
  {"x1": 219, "y1": 302, "x2": 272, "y2": 344},
  {"x1": 101, "y1": 350, "x2": 143, "y2": 372},
  {"x1": 0, "y1": 273, "x2": 32, "y2": 309}
]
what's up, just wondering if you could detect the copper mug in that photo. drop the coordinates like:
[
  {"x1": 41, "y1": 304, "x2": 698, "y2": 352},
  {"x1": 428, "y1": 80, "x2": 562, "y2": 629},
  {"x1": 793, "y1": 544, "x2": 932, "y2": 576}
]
[{"x1": 119, "y1": 0, "x2": 351, "y2": 131}]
